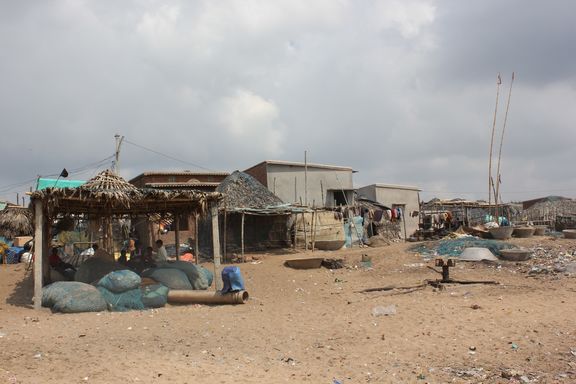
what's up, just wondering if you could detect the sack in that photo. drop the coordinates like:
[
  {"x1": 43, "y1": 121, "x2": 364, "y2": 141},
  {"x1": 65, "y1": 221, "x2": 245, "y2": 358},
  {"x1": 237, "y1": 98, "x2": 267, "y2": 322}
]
[
  {"x1": 141, "y1": 284, "x2": 170, "y2": 308},
  {"x1": 221, "y1": 266, "x2": 245, "y2": 293},
  {"x1": 143, "y1": 268, "x2": 193, "y2": 290},
  {"x1": 97, "y1": 270, "x2": 141, "y2": 293},
  {"x1": 97, "y1": 287, "x2": 145, "y2": 312},
  {"x1": 43, "y1": 282, "x2": 107, "y2": 313},
  {"x1": 155, "y1": 261, "x2": 209, "y2": 290}
]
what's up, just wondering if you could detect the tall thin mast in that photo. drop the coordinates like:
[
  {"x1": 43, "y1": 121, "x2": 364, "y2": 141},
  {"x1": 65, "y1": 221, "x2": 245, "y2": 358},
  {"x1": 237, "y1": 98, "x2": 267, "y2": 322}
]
[
  {"x1": 494, "y1": 72, "x2": 515, "y2": 221},
  {"x1": 488, "y1": 73, "x2": 502, "y2": 216}
]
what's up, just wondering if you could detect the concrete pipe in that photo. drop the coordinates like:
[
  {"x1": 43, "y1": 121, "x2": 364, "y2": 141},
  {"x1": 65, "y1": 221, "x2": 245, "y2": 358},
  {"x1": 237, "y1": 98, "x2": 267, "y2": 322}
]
[{"x1": 167, "y1": 290, "x2": 249, "y2": 305}]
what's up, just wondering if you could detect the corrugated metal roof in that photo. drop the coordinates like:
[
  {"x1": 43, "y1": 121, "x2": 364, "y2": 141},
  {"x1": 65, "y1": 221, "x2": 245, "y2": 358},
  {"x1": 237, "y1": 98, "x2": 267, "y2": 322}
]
[
  {"x1": 248, "y1": 160, "x2": 354, "y2": 172},
  {"x1": 139, "y1": 171, "x2": 229, "y2": 176},
  {"x1": 145, "y1": 182, "x2": 221, "y2": 188},
  {"x1": 372, "y1": 183, "x2": 421, "y2": 191}
]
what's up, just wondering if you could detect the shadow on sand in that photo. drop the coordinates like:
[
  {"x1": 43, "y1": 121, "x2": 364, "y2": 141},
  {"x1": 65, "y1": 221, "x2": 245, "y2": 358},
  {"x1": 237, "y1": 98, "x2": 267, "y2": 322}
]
[{"x1": 5, "y1": 268, "x2": 34, "y2": 309}]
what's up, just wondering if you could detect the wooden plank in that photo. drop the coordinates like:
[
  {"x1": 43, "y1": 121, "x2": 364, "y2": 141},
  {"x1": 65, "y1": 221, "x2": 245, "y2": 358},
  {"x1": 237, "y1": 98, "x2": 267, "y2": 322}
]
[
  {"x1": 211, "y1": 203, "x2": 222, "y2": 290},
  {"x1": 33, "y1": 199, "x2": 43, "y2": 310}
]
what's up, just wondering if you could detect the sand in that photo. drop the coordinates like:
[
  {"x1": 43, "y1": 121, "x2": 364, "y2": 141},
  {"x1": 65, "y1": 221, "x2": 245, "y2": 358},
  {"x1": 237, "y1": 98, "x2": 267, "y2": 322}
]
[{"x1": 1, "y1": 237, "x2": 575, "y2": 383}]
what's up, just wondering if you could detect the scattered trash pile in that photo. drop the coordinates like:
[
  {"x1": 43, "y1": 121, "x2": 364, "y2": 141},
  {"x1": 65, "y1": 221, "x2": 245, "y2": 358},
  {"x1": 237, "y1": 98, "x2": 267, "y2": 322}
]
[
  {"x1": 514, "y1": 243, "x2": 576, "y2": 277},
  {"x1": 42, "y1": 258, "x2": 214, "y2": 313},
  {"x1": 410, "y1": 236, "x2": 517, "y2": 259}
]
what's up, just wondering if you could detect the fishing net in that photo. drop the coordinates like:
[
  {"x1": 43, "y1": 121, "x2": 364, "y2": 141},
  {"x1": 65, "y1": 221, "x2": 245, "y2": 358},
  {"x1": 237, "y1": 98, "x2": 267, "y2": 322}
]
[
  {"x1": 97, "y1": 270, "x2": 141, "y2": 293},
  {"x1": 97, "y1": 287, "x2": 144, "y2": 312},
  {"x1": 155, "y1": 261, "x2": 210, "y2": 290},
  {"x1": 410, "y1": 237, "x2": 516, "y2": 258},
  {"x1": 42, "y1": 281, "x2": 107, "y2": 313},
  {"x1": 141, "y1": 284, "x2": 170, "y2": 308},
  {"x1": 75, "y1": 257, "x2": 125, "y2": 284},
  {"x1": 142, "y1": 268, "x2": 193, "y2": 290}
]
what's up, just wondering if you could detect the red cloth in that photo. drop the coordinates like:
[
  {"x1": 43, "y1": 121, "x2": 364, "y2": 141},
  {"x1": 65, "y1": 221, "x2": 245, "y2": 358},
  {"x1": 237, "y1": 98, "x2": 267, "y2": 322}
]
[
  {"x1": 180, "y1": 253, "x2": 195, "y2": 262},
  {"x1": 49, "y1": 252, "x2": 62, "y2": 267}
]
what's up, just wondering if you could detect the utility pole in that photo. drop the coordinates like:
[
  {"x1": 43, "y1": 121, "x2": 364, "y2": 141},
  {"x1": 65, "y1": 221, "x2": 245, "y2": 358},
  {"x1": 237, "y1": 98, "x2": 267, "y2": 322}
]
[
  {"x1": 304, "y1": 150, "x2": 308, "y2": 206},
  {"x1": 114, "y1": 134, "x2": 124, "y2": 174}
]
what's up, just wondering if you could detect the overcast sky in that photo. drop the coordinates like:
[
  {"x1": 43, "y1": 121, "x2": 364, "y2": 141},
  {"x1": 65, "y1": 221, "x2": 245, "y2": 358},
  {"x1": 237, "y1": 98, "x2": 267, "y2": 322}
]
[{"x1": 1, "y1": 0, "x2": 575, "y2": 204}]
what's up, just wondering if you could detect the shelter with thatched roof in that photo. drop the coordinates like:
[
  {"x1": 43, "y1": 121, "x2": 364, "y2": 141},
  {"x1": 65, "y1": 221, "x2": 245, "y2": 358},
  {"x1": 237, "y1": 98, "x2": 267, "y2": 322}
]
[
  {"x1": 0, "y1": 205, "x2": 33, "y2": 240},
  {"x1": 198, "y1": 171, "x2": 301, "y2": 259},
  {"x1": 29, "y1": 169, "x2": 224, "y2": 309},
  {"x1": 129, "y1": 170, "x2": 230, "y2": 251}
]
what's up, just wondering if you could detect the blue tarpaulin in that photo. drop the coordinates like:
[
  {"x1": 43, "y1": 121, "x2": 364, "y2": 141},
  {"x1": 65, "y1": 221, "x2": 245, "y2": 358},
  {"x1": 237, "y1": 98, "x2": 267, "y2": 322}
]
[{"x1": 36, "y1": 178, "x2": 86, "y2": 190}]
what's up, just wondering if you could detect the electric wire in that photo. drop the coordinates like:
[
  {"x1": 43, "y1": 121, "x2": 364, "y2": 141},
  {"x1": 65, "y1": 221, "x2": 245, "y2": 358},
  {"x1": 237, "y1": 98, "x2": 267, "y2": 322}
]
[{"x1": 123, "y1": 139, "x2": 212, "y2": 171}]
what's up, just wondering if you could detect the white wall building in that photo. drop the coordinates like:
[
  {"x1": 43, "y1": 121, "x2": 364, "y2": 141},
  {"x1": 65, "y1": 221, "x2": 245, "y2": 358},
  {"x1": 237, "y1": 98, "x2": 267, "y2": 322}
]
[
  {"x1": 357, "y1": 183, "x2": 421, "y2": 238},
  {"x1": 244, "y1": 160, "x2": 355, "y2": 208}
]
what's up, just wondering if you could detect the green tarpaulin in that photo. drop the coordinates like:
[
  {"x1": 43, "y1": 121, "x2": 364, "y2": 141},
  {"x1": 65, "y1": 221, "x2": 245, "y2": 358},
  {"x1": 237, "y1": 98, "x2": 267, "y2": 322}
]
[{"x1": 36, "y1": 178, "x2": 86, "y2": 190}]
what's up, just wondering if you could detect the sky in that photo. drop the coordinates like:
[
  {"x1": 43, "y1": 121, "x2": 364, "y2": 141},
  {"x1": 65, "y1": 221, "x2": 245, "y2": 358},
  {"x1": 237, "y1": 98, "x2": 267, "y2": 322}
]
[{"x1": 1, "y1": 0, "x2": 575, "y2": 204}]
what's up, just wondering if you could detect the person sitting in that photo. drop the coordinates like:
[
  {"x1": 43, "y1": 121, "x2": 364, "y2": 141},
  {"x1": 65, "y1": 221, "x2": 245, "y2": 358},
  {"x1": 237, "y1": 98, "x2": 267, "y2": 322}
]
[
  {"x1": 92, "y1": 244, "x2": 114, "y2": 261},
  {"x1": 154, "y1": 240, "x2": 168, "y2": 263},
  {"x1": 117, "y1": 249, "x2": 128, "y2": 265},
  {"x1": 49, "y1": 247, "x2": 76, "y2": 280}
]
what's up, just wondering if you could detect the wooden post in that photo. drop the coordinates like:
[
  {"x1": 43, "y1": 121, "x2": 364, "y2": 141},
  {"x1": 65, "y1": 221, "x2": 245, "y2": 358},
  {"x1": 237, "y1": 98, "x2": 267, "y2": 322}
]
[
  {"x1": 194, "y1": 214, "x2": 199, "y2": 265},
  {"x1": 223, "y1": 209, "x2": 227, "y2": 262},
  {"x1": 402, "y1": 208, "x2": 408, "y2": 241},
  {"x1": 174, "y1": 214, "x2": 180, "y2": 261},
  {"x1": 311, "y1": 210, "x2": 316, "y2": 252},
  {"x1": 241, "y1": 212, "x2": 245, "y2": 262},
  {"x1": 304, "y1": 150, "x2": 308, "y2": 206},
  {"x1": 303, "y1": 212, "x2": 308, "y2": 252},
  {"x1": 210, "y1": 203, "x2": 222, "y2": 291},
  {"x1": 293, "y1": 213, "x2": 297, "y2": 250},
  {"x1": 33, "y1": 199, "x2": 44, "y2": 310}
]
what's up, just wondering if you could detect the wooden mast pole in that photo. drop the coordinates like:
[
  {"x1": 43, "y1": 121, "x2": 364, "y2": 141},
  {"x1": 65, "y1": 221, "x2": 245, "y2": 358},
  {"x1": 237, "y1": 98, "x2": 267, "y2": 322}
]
[
  {"x1": 495, "y1": 72, "x2": 515, "y2": 222},
  {"x1": 488, "y1": 73, "x2": 502, "y2": 218}
]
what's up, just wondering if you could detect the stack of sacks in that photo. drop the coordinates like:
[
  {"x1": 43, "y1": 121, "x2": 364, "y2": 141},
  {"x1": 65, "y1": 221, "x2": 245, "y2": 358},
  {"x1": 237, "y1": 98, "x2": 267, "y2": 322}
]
[
  {"x1": 142, "y1": 261, "x2": 213, "y2": 290},
  {"x1": 42, "y1": 281, "x2": 107, "y2": 313},
  {"x1": 96, "y1": 270, "x2": 145, "y2": 312}
]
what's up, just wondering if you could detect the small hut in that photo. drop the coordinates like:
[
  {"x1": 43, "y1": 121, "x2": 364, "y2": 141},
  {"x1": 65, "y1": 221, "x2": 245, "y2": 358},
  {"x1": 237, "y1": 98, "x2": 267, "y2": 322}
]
[
  {"x1": 30, "y1": 169, "x2": 223, "y2": 309},
  {"x1": 216, "y1": 171, "x2": 292, "y2": 258},
  {"x1": 0, "y1": 206, "x2": 33, "y2": 240}
]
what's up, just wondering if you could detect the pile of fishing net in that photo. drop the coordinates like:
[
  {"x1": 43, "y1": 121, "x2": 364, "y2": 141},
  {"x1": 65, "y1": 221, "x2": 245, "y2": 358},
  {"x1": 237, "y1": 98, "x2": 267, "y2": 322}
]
[
  {"x1": 42, "y1": 281, "x2": 108, "y2": 313},
  {"x1": 42, "y1": 270, "x2": 170, "y2": 313},
  {"x1": 142, "y1": 261, "x2": 213, "y2": 290},
  {"x1": 410, "y1": 236, "x2": 516, "y2": 259},
  {"x1": 74, "y1": 256, "x2": 125, "y2": 284}
]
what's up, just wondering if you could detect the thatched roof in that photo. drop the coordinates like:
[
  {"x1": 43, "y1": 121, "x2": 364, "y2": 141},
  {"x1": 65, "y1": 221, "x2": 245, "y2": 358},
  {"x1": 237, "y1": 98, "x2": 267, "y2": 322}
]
[
  {"x1": 0, "y1": 206, "x2": 33, "y2": 238},
  {"x1": 217, "y1": 171, "x2": 283, "y2": 209},
  {"x1": 30, "y1": 169, "x2": 222, "y2": 217}
]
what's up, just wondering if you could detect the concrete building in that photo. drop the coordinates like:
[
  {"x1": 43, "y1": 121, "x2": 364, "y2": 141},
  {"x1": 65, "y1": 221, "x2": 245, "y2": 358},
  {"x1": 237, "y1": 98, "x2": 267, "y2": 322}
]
[
  {"x1": 244, "y1": 160, "x2": 355, "y2": 208},
  {"x1": 357, "y1": 184, "x2": 421, "y2": 238}
]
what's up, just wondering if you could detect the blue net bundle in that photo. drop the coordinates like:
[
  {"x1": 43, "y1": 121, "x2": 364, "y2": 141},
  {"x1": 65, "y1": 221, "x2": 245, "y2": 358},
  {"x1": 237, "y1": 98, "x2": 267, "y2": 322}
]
[
  {"x1": 75, "y1": 257, "x2": 125, "y2": 284},
  {"x1": 96, "y1": 270, "x2": 145, "y2": 311},
  {"x1": 2, "y1": 246, "x2": 24, "y2": 264},
  {"x1": 97, "y1": 287, "x2": 144, "y2": 312},
  {"x1": 153, "y1": 261, "x2": 212, "y2": 290},
  {"x1": 42, "y1": 281, "x2": 107, "y2": 313},
  {"x1": 97, "y1": 270, "x2": 141, "y2": 293},
  {"x1": 141, "y1": 284, "x2": 170, "y2": 308},
  {"x1": 410, "y1": 237, "x2": 516, "y2": 258},
  {"x1": 142, "y1": 268, "x2": 193, "y2": 290}
]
